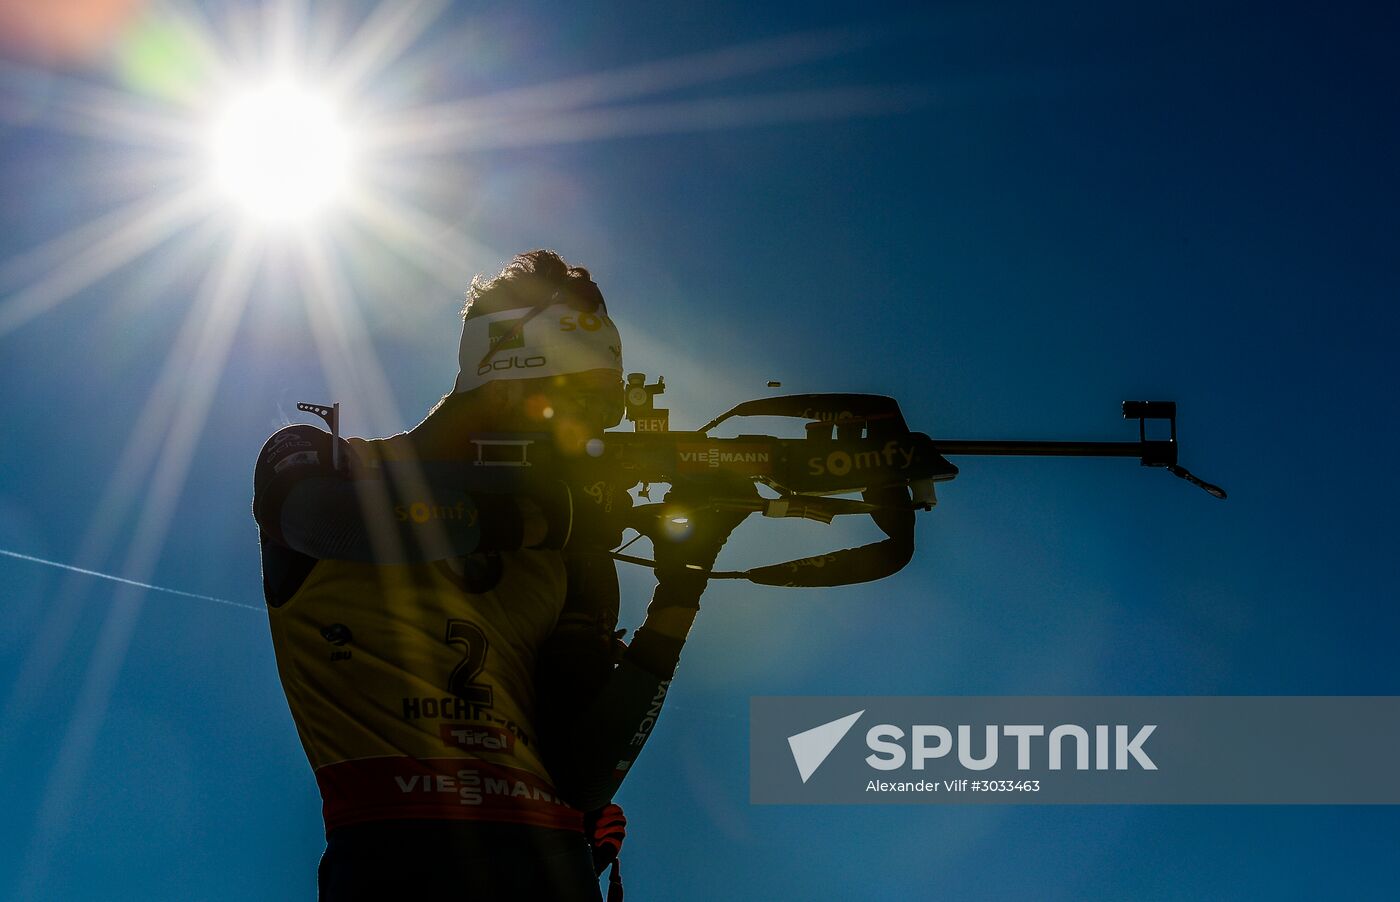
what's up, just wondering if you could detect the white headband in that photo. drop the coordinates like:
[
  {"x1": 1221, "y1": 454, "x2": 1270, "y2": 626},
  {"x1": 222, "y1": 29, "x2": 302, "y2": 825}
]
[{"x1": 453, "y1": 302, "x2": 623, "y2": 394}]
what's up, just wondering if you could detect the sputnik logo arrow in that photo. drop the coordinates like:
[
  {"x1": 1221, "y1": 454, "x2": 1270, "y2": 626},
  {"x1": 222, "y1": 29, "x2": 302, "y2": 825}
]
[{"x1": 787, "y1": 710, "x2": 864, "y2": 783}]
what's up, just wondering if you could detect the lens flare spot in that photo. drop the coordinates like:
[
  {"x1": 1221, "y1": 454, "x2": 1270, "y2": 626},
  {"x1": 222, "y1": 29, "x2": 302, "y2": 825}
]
[
  {"x1": 552, "y1": 416, "x2": 593, "y2": 455},
  {"x1": 525, "y1": 393, "x2": 554, "y2": 421},
  {"x1": 116, "y1": 16, "x2": 205, "y2": 102},
  {"x1": 662, "y1": 512, "x2": 694, "y2": 542}
]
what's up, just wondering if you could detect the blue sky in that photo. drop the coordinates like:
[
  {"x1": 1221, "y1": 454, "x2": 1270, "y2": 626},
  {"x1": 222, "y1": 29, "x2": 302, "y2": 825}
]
[{"x1": 2, "y1": 0, "x2": 1397, "y2": 898}]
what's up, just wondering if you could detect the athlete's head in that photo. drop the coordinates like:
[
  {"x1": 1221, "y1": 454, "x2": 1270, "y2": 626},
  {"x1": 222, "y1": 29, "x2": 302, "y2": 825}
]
[{"x1": 443, "y1": 250, "x2": 624, "y2": 450}]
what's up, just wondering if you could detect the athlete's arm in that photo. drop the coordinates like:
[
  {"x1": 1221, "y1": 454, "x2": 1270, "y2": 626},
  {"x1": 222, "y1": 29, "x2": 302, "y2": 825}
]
[
  {"x1": 536, "y1": 481, "x2": 752, "y2": 811},
  {"x1": 535, "y1": 554, "x2": 698, "y2": 812},
  {"x1": 253, "y1": 425, "x2": 569, "y2": 563}
]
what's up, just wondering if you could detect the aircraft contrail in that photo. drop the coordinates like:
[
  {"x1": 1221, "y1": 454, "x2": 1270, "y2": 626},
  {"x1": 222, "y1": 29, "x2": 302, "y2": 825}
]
[{"x1": 0, "y1": 548, "x2": 262, "y2": 613}]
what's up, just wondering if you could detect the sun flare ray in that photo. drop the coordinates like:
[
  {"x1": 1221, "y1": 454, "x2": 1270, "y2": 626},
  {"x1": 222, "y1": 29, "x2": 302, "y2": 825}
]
[
  {"x1": 48, "y1": 83, "x2": 197, "y2": 146},
  {"x1": 330, "y1": 0, "x2": 448, "y2": 97},
  {"x1": 341, "y1": 182, "x2": 498, "y2": 293},
  {"x1": 295, "y1": 228, "x2": 412, "y2": 439},
  {"x1": 367, "y1": 26, "x2": 881, "y2": 154},
  {"x1": 0, "y1": 190, "x2": 196, "y2": 291},
  {"x1": 438, "y1": 85, "x2": 931, "y2": 154},
  {"x1": 0, "y1": 188, "x2": 207, "y2": 337}
]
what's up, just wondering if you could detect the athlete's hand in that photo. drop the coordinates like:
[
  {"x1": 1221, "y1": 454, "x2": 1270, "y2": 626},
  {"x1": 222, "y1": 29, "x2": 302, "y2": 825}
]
[
  {"x1": 650, "y1": 475, "x2": 759, "y2": 587},
  {"x1": 566, "y1": 474, "x2": 633, "y2": 549},
  {"x1": 585, "y1": 803, "x2": 626, "y2": 876}
]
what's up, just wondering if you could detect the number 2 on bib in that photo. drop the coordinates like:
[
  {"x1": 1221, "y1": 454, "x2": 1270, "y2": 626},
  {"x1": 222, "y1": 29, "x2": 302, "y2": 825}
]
[{"x1": 445, "y1": 619, "x2": 494, "y2": 707}]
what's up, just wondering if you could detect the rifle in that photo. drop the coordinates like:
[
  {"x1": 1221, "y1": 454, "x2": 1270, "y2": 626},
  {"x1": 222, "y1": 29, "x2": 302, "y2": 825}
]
[{"x1": 302, "y1": 374, "x2": 1224, "y2": 589}]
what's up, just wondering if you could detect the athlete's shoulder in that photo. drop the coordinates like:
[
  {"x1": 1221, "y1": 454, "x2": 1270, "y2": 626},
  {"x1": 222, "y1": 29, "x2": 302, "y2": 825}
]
[
  {"x1": 256, "y1": 424, "x2": 333, "y2": 480},
  {"x1": 253, "y1": 425, "x2": 342, "y2": 533}
]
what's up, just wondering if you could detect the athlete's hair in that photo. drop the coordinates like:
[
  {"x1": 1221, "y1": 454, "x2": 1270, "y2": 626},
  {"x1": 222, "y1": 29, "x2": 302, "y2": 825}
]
[{"x1": 461, "y1": 249, "x2": 594, "y2": 321}]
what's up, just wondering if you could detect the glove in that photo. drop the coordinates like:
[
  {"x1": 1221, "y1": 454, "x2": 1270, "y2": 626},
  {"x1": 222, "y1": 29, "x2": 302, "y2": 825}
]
[
  {"x1": 584, "y1": 803, "x2": 627, "y2": 876},
  {"x1": 567, "y1": 474, "x2": 634, "y2": 549},
  {"x1": 649, "y1": 476, "x2": 759, "y2": 601}
]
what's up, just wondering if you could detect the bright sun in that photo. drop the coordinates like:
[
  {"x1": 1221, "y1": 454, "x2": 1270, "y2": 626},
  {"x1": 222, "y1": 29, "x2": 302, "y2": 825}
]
[{"x1": 209, "y1": 81, "x2": 353, "y2": 224}]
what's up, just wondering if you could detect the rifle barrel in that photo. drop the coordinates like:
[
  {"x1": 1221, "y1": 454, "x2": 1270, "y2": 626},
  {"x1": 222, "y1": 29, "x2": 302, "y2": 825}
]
[{"x1": 933, "y1": 440, "x2": 1147, "y2": 458}]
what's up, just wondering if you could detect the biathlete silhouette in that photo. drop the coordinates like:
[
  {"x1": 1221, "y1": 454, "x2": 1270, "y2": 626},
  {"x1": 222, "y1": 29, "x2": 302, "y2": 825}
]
[{"x1": 253, "y1": 250, "x2": 750, "y2": 900}]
